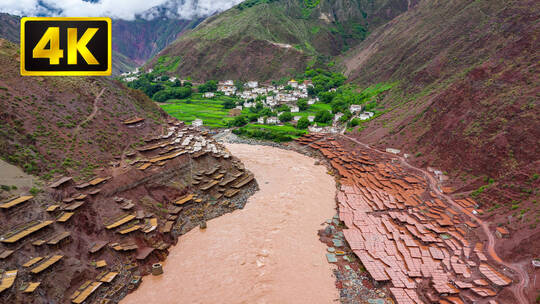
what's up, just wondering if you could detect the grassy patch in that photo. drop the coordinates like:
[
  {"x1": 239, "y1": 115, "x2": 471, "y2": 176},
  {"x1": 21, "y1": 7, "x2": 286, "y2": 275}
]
[
  {"x1": 160, "y1": 93, "x2": 245, "y2": 128},
  {"x1": 233, "y1": 124, "x2": 307, "y2": 142}
]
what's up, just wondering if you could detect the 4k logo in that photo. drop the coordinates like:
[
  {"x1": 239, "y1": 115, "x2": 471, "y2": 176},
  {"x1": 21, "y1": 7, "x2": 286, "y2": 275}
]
[{"x1": 21, "y1": 17, "x2": 111, "y2": 76}]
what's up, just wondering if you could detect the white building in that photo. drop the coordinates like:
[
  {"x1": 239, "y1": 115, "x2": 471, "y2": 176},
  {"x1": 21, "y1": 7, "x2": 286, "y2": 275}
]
[
  {"x1": 219, "y1": 80, "x2": 234, "y2": 86},
  {"x1": 267, "y1": 117, "x2": 279, "y2": 124},
  {"x1": 203, "y1": 92, "x2": 215, "y2": 98},
  {"x1": 246, "y1": 81, "x2": 258, "y2": 89},
  {"x1": 350, "y1": 104, "x2": 363, "y2": 113},
  {"x1": 308, "y1": 116, "x2": 315, "y2": 122},
  {"x1": 291, "y1": 106, "x2": 299, "y2": 113},
  {"x1": 358, "y1": 111, "x2": 374, "y2": 120},
  {"x1": 257, "y1": 117, "x2": 265, "y2": 124},
  {"x1": 192, "y1": 119, "x2": 203, "y2": 127},
  {"x1": 293, "y1": 116, "x2": 302, "y2": 121},
  {"x1": 288, "y1": 80, "x2": 299, "y2": 88},
  {"x1": 386, "y1": 148, "x2": 401, "y2": 155},
  {"x1": 307, "y1": 99, "x2": 316, "y2": 105},
  {"x1": 244, "y1": 102, "x2": 254, "y2": 108},
  {"x1": 235, "y1": 105, "x2": 243, "y2": 110},
  {"x1": 334, "y1": 113, "x2": 344, "y2": 122}
]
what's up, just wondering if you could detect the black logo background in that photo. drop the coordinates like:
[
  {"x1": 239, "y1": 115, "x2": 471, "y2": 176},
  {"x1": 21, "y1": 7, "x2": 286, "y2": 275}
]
[{"x1": 23, "y1": 20, "x2": 109, "y2": 72}]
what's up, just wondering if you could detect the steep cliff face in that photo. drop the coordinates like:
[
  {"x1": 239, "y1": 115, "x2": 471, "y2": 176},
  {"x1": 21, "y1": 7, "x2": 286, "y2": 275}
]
[
  {"x1": 147, "y1": 0, "x2": 412, "y2": 81},
  {"x1": 339, "y1": 0, "x2": 539, "y2": 278},
  {"x1": 111, "y1": 18, "x2": 203, "y2": 65}
]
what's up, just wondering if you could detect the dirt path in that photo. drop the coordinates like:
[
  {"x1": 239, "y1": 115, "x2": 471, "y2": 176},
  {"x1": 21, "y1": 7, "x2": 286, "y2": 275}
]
[
  {"x1": 342, "y1": 135, "x2": 529, "y2": 304},
  {"x1": 122, "y1": 144, "x2": 339, "y2": 304},
  {"x1": 74, "y1": 88, "x2": 105, "y2": 136}
]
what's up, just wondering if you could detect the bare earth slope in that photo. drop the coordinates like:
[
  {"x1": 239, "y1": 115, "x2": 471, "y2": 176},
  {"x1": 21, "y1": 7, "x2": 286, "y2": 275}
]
[
  {"x1": 0, "y1": 38, "x2": 257, "y2": 303},
  {"x1": 338, "y1": 0, "x2": 539, "y2": 301}
]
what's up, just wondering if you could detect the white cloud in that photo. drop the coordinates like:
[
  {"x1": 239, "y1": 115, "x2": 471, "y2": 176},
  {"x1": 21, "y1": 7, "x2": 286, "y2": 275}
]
[{"x1": 0, "y1": 0, "x2": 244, "y2": 20}]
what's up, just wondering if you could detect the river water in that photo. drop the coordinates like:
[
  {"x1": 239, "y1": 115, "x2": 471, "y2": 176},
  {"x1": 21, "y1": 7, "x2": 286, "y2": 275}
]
[{"x1": 122, "y1": 143, "x2": 339, "y2": 304}]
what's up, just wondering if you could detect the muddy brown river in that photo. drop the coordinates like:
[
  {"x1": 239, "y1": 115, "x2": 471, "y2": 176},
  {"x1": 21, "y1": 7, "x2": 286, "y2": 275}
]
[{"x1": 122, "y1": 143, "x2": 339, "y2": 304}]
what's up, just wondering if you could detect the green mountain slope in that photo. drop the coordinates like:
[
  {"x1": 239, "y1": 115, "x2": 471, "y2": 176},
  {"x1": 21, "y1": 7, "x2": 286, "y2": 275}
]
[{"x1": 148, "y1": 0, "x2": 413, "y2": 81}]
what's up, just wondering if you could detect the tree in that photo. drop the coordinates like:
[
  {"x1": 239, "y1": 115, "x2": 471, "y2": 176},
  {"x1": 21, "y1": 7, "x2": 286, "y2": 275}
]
[
  {"x1": 248, "y1": 113, "x2": 260, "y2": 122},
  {"x1": 171, "y1": 86, "x2": 192, "y2": 99},
  {"x1": 315, "y1": 110, "x2": 333, "y2": 124},
  {"x1": 277, "y1": 104, "x2": 290, "y2": 112},
  {"x1": 297, "y1": 99, "x2": 308, "y2": 111},
  {"x1": 297, "y1": 117, "x2": 310, "y2": 129},
  {"x1": 223, "y1": 99, "x2": 236, "y2": 109},
  {"x1": 249, "y1": 101, "x2": 264, "y2": 113},
  {"x1": 331, "y1": 95, "x2": 349, "y2": 114},
  {"x1": 231, "y1": 115, "x2": 248, "y2": 127},
  {"x1": 318, "y1": 91, "x2": 335, "y2": 104},
  {"x1": 260, "y1": 107, "x2": 273, "y2": 116},
  {"x1": 152, "y1": 90, "x2": 173, "y2": 102},
  {"x1": 279, "y1": 112, "x2": 293, "y2": 122},
  {"x1": 198, "y1": 80, "x2": 217, "y2": 93}
]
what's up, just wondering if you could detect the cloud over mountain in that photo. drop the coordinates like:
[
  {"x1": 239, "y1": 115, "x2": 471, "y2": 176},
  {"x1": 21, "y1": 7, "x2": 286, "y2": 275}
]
[{"x1": 0, "y1": 0, "x2": 244, "y2": 20}]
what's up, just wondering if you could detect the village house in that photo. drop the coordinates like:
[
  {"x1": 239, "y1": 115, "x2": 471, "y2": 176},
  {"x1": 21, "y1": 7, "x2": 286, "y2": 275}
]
[
  {"x1": 235, "y1": 105, "x2": 243, "y2": 110},
  {"x1": 203, "y1": 92, "x2": 215, "y2": 98},
  {"x1": 308, "y1": 116, "x2": 315, "y2": 122},
  {"x1": 257, "y1": 117, "x2": 265, "y2": 124},
  {"x1": 246, "y1": 81, "x2": 258, "y2": 89},
  {"x1": 219, "y1": 80, "x2": 234, "y2": 86},
  {"x1": 244, "y1": 102, "x2": 254, "y2": 108},
  {"x1": 266, "y1": 117, "x2": 279, "y2": 124},
  {"x1": 359, "y1": 111, "x2": 374, "y2": 120},
  {"x1": 218, "y1": 80, "x2": 236, "y2": 96},
  {"x1": 293, "y1": 116, "x2": 302, "y2": 121},
  {"x1": 350, "y1": 104, "x2": 363, "y2": 113},
  {"x1": 308, "y1": 98, "x2": 317, "y2": 105},
  {"x1": 334, "y1": 113, "x2": 344, "y2": 122},
  {"x1": 291, "y1": 106, "x2": 299, "y2": 113},
  {"x1": 288, "y1": 79, "x2": 298, "y2": 88},
  {"x1": 229, "y1": 108, "x2": 242, "y2": 117}
]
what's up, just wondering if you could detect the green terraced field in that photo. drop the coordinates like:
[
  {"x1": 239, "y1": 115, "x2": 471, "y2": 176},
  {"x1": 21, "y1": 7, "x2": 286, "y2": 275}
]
[{"x1": 159, "y1": 94, "x2": 246, "y2": 128}]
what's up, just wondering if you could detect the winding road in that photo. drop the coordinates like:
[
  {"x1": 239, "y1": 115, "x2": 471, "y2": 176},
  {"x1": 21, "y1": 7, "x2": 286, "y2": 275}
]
[{"x1": 341, "y1": 134, "x2": 529, "y2": 304}]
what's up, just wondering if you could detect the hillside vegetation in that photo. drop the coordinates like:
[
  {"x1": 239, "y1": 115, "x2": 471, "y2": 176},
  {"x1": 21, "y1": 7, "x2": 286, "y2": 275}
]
[{"x1": 147, "y1": 0, "x2": 413, "y2": 81}]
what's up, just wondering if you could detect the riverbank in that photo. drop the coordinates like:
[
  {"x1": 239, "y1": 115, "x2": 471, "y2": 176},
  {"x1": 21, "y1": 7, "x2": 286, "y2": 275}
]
[{"x1": 122, "y1": 143, "x2": 339, "y2": 304}]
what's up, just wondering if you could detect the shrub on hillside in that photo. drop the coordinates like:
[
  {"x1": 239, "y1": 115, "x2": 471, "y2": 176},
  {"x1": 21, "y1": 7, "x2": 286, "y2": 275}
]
[
  {"x1": 315, "y1": 110, "x2": 333, "y2": 124},
  {"x1": 297, "y1": 99, "x2": 308, "y2": 111},
  {"x1": 198, "y1": 80, "x2": 217, "y2": 93},
  {"x1": 279, "y1": 112, "x2": 293, "y2": 122},
  {"x1": 297, "y1": 117, "x2": 310, "y2": 129}
]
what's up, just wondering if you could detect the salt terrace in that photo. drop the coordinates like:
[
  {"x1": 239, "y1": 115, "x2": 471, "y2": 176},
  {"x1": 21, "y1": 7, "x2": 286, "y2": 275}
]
[
  {"x1": 0, "y1": 119, "x2": 256, "y2": 303},
  {"x1": 296, "y1": 134, "x2": 514, "y2": 304}
]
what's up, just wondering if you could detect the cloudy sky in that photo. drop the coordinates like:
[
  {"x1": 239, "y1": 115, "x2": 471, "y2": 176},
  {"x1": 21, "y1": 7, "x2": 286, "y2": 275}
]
[{"x1": 0, "y1": 0, "x2": 244, "y2": 20}]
